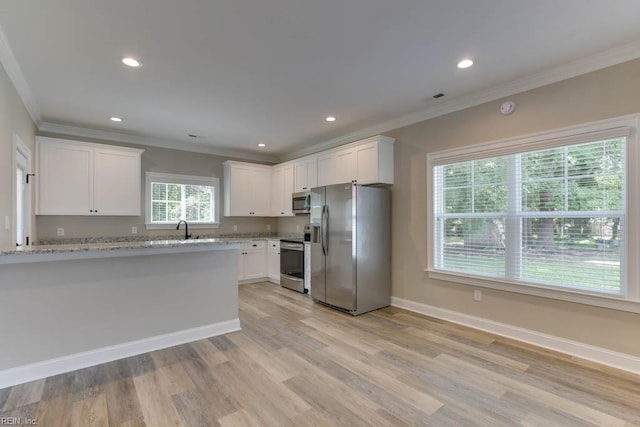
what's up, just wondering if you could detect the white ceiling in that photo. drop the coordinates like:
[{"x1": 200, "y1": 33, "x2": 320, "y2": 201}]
[{"x1": 2, "y1": 0, "x2": 640, "y2": 161}]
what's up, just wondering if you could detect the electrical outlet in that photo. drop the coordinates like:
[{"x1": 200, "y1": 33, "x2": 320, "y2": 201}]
[
  {"x1": 296, "y1": 225, "x2": 300, "y2": 232},
  {"x1": 4, "y1": 216, "x2": 9, "y2": 230},
  {"x1": 473, "y1": 289, "x2": 482, "y2": 302},
  {"x1": 266, "y1": 224, "x2": 271, "y2": 231},
  {"x1": 233, "y1": 225, "x2": 238, "y2": 232},
  {"x1": 57, "y1": 228, "x2": 65, "y2": 236},
  {"x1": 131, "y1": 226, "x2": 138, "y2": 234}
]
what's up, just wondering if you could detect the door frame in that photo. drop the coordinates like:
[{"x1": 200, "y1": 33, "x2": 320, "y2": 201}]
[{"x1": 12, "y1": 134, "x2": 32, "y2": 246}]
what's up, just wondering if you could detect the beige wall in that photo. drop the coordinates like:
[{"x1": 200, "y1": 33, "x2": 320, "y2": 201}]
[
  {"x1": 0, "y1": 62, "x2": 36, "y2": 250},
  {"x1": 277, "y1": 215, "x2": 309, "y2": 235},
  {"x1": 386, "y1": 58, "x2": 640, "y2": 357},
  {"x1": 35, "y1": 135, "x2": 278, "y2": 240}
]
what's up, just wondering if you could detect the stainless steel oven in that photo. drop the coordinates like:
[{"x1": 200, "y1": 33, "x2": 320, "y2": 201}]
[{"x1": 280, "y1": 239, "x2": 306, "y2": 293}]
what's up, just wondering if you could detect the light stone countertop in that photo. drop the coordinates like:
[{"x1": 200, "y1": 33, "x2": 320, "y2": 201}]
[{"x1": 0, "y1": 236, "x2": 297, "y2": 265}]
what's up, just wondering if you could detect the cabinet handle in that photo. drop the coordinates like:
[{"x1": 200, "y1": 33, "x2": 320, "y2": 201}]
[
  {"x1": 252, "y1": 244, "x2": 257, "y2": 247},
  {"x1": 90, "y1": 210, "x2": 93, "y2": 212},
  {"x1": 281, "y1": 212, "x2": 284, "y2": 214}
]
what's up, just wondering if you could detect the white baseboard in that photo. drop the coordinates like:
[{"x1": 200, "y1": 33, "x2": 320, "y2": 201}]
[
  {"x1": 0, "y1": 318, "x2": 241, "y2": 389},
  {"x1": 391, "y1": 297, "x2": 640, "y2": 376}
]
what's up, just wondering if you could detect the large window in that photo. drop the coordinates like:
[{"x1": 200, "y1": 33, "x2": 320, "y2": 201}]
[
  {"x1": 145, "y1": 172, "x2": 219, "y2": 228},
  {"x1": 428, "y1": 115, "x2": 640, "y2": 308}
]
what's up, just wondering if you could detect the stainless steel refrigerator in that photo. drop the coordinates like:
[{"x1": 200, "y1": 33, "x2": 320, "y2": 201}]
[{"x1": 310, "y1": 183, "x2": 391, "y2": 315}]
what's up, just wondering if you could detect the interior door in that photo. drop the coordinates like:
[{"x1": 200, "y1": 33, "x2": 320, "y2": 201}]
[
  {"x1": 15, "y1": 148, "x2": 29, "y2": 246},
  {"x1": 325, "y1": 183, "x2": 356, "y2": 311}
]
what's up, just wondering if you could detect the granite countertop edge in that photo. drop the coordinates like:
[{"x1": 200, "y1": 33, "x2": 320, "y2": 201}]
[{"x1": 0, "y1": 234, "x2": 302, "y2": 257}]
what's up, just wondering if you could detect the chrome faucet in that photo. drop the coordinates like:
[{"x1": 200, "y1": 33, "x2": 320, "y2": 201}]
[{"x1": 176, "y1": 220, "x2": 192, "y2": 240}]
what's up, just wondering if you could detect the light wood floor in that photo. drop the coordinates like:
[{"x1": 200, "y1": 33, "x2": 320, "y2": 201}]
[{"x1": 2, "y1": 282, "x2": 639, "y2": 426}]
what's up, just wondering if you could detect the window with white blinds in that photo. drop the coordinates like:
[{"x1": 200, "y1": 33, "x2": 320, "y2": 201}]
[
  {"x1": 428, "y1": 115, "x2": 639, "y2": 303},
  {"x1": 145, "y1": 172, "x2": 220, "y2": 228}
]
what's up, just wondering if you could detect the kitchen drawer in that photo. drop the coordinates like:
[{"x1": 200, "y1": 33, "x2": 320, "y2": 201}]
[{"x1": 240, "y1": 240, "x2": 266, "y2": 251}]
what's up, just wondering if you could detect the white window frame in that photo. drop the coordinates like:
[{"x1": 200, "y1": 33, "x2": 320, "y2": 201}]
[
  {"x1": 145, "y1": 172, "x2": 220, "y2": 229},
  {"x1": 426, "y1": 113, "x2": 640, "y2": 313}
]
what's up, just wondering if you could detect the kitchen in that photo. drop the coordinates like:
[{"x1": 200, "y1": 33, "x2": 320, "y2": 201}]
[{"x1": 2, "y1": 1, "x2": 640, "y2": 425}]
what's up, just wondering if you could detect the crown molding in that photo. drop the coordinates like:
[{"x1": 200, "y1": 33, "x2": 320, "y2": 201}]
[
  {"x1": 281, "y1": 39, "x2": 640, "y2": 162},
  {"x1": 0, "y1": 24, "x2": 41, "y2": 125},
  {"x1": 37, "y1": 122, "x2": 278, "y2": 163}
]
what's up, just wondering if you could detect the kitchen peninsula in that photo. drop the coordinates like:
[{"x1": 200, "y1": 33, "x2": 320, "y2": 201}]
[{"x1": 0, "y1": 239, "x2": 241, "y2": 388}]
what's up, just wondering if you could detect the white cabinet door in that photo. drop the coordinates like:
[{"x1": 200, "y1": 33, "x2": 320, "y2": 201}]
[
  {"x1": 335, "y1": 147, "x2": 356, "y2": 184},
  {"x1": 224, "y1": 162, "x2": 272, "y2": 216},
  {"x1": 317, "y1": 153, "x2": 336, "y2": 187},
  {"x1": 244, "y1": 240, "x2": 267, "y2": 280},
  {"x1": 294, "y1": 158, "x2": 318, "y2": 192},
  {"x1": 93, "y1": 149, "x2": 141, "y2": 215},
  {"x1": 238, "y1": 241, "x2": 268, "y2": 282},
  {"x1": 270, "y1": 165, "x2": 294, "y2": 216},
  {"x1": 226, "y1": 163, "x2": 254, "y2": 216},
  {"x1": 354, "y1": 141, "x2": 379, "y2": 185},
  {"x1": 38, "y1": 142, "x2": 92, "y2": 215},
  {"x1": 252, "y1": 167, "x2": 272, "y2": 216},
  {"x1": 267, "y1": 240, "x2": 280, "y2": 283}
]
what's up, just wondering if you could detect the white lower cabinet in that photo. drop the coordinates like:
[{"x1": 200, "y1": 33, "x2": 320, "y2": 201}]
[
  {"x1": 237, "y1": 240, "x2": 267, "y2": 283},
  {"x1": 267, "y1": 240, "x2": 280, "y2": 283}
]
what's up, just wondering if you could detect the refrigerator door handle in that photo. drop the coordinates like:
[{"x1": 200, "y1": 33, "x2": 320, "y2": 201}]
[{"x1": 321, "y1": 204, "x2": 329, "y2": 255}]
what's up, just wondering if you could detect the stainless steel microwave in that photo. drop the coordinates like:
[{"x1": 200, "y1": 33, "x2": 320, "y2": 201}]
[{"x1": 292, "y1": 191, "x2": 311, "y2": 214}]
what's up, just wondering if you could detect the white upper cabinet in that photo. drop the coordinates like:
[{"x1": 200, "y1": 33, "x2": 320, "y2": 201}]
[
  {"x1": 36, "y1": 137, "x2": 143, "y2": 216},
  {"x1": 271, "y1": 164, "x2": 294, "y2": 216},
  {"x1": 293, "y1": 157, "x2": 318, "y2": 192},
  {"x1": 93, "y1": 148, "x2": 143, "y2": 215},
  {"x1": 335, "y1": 147, "x2": 356, "y2": 184},
  {"x1": 224, "y1": 161, "x2": 272, "y2": 216},
  {"x1": 228, "y1": 136, "x2": 393, "y2": 217},
  {"x1": 316, "y1": 135, "x2": 394, "y2": 186},
  {"x1": 317, "y1": 152, "x2": 337, "y2": 187}
]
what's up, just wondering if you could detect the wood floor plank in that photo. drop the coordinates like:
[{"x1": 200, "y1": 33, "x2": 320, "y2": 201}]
[
  {"x1": 35, "y1": 393, "x2": 74, "y2": 427},
  {"x1": 2, "y1": 379, "x2": 45, "y2": 411},
  {"x1": 155, "y1": 363, "x2": 195, "y2": 396},
  {"x1": 435, "y1": 352, "x2": 632, "y2": 426},
  {"x1": 172, "y1": 388, "x2": 224, "y2": 427},
  {"x1": 1, "y1": 281, "x2": 639, "y2": 426},
  {"x1": 404, "y1": 325, "x2": 530, "y2": 371},
  {"x1": 277, "y1": 347, "x2": 396, "y2": 427},
  {"x1": 190, "y1": 338, "x2": 229, "y2": 368},
  {"x1": 218, "y1": 409, "x2": 263, "y2": 427},
  {"x1": 104, "y1": 378, "x2": 146, "y2": 427},
  {"x1": 70, "y1": 393, "x2": 109, "y2": 427},
  {"x1": 180, "y1": 358, "x2": 241, "y2": 418},
  {"x1": 226, "y1": 332, "x2": 298, "y2": 382},
  {"x1": 321, "y1": 345, "x2": 443, "y2": 414},
  {"x1": 132, "y1": 370, "x2": 183, "y2": 426}
]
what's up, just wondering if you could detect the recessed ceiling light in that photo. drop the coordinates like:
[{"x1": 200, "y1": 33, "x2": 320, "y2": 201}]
[
  {"x1": 457, "y1": 58, "x2": 474, "y2": 69},
  {"x1": 121, "y1": 57, "x2": 142, "y2": 68},
  {"x1": 325, "y1": 116, "x2": 336, "y2": 122},
  {"x1": 109, "y1": 116, "x2": 123, "y2": 123},
  {"x1": 258, "y1": 143, "x2": 266, "y2": 147}
]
